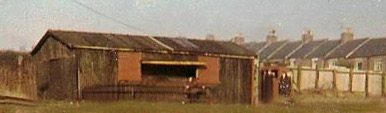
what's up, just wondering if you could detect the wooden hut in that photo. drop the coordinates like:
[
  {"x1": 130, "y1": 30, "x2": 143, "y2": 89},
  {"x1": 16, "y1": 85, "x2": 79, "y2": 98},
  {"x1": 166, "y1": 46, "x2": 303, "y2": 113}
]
[{"x1": 30, "y1": 30, "x2": 257, "y2": 104}]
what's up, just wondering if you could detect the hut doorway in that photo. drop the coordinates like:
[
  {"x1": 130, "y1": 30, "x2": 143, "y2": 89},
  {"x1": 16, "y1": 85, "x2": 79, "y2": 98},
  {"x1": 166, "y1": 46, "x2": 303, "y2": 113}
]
[{"x1": 260, "y1": 65, "x2": 290, "y2": 103}]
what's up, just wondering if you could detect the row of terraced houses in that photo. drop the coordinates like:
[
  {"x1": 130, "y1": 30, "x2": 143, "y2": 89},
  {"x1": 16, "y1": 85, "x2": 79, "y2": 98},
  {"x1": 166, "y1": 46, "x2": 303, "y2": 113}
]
[{"x1": 243, "y1": 28, "x2": 386, "y2": 72}]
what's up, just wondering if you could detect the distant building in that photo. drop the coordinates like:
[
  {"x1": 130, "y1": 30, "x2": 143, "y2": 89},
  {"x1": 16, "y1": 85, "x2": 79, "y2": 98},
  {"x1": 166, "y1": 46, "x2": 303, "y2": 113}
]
[{"x1": 244, "y1": 28, "x2": 386, "y2": 72}]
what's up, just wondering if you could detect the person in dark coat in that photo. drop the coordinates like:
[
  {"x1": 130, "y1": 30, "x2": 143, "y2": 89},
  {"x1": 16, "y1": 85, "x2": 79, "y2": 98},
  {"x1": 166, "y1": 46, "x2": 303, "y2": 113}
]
[{"x1": 184, "y1": 77, "x2": 205, "y2": 103}]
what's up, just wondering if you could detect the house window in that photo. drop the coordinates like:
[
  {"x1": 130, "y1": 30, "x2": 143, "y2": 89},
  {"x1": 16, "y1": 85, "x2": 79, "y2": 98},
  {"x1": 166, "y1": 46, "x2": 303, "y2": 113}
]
[
  {"x1": 354, "y1": 59, "x2": 364, "y2": 70},
  {"x1": 311, "y1": 58, "x2": 318, "y2": 69},
  {"x1": 289, "y1": 59, "x2": 296, "y2": 67},
  {"x1": 329, "y1": 59, "x2": 338, "y2": 69},
  {"x1": 374, "y1": 58, "x2": 382, "y2": 71},
  {"x1": 356, "y1": 62, "x2": 363, "y2": 70}
]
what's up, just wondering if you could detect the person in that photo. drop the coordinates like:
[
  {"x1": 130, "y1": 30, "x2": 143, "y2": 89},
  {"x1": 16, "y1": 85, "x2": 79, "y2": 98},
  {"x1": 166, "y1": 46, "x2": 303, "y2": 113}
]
[
  {"x1": 279, "y1": 73, "x2": 291, "y2": 96},
  {"x1": 184, "y1": 77, "x2": 205, "y2": 104}
]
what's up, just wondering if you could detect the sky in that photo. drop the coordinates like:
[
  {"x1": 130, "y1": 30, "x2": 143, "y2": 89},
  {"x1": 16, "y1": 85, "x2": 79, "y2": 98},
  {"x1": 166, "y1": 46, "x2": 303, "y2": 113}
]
[{"x1": 0, "y1": 0, "x2": 385, "y2": 50}]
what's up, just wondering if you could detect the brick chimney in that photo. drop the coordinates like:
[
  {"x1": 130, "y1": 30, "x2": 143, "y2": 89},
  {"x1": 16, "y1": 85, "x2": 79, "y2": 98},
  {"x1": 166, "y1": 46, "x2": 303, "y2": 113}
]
[
  {"x1": 302, "y1": 30, "x2": 313, "y2": 44},
  {"x1": 206, "y1": 34, "x2": 215, "y2": 41},
  {"x1": 266, "y1": 30, "x2": 278, "y2": 45},
  {"x1": 341, "y1": 28, "x2": 354, "y2": 43},
  {"x1": 232, "y1": 33, "x2": 244, "y2": 45}
]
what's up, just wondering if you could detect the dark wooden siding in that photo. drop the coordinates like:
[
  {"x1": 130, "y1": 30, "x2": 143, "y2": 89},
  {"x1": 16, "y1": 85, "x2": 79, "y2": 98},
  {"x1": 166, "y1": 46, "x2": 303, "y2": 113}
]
[
  {"x1": 33, "y1": 37, "x2": 77, "y2": 99},
  {"x1": 0, "y1": 55, "x2": 37, "y2": 99},
  {"x1": 212, "y1": 58, "x2": 253, "y2": 104},
  {"x1": 77, "y1": 49, "x2": 117, "y2": 89},
  {"x1": 45, "y1": 58, "x2": 77, "y2": 99}
]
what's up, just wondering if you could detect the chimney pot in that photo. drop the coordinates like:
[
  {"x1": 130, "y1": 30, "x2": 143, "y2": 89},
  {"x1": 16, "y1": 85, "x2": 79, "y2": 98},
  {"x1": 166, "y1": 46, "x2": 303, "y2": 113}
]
[
  {"x1": 206, "y1": 34, "x2": 215, "y2": 41},
  {"x1": 341, "y1": 28, "x2": 354, "y2": 43},
  {"x1": 302, "y1": 29, "x2": 313, "y2": 44},
  {"x1": 232, "y1": 33, "x2": 244, "y2": 45},
  {"x1": 266, "y1": 29, "x2": 278, "y2": 44}
]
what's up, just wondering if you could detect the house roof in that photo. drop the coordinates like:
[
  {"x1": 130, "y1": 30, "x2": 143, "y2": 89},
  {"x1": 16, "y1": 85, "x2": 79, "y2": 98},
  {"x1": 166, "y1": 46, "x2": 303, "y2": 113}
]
[
  {"x1": 31, "y1": 30, "x2": 256, "y2": 57},
  {"x1": 348, "y1": 37, "x2": 386, "y2": 58},
  {"x1": 269, "y1": 41, "x2": 302, "y2": 60},
  {"x1": 288, "y1": 40, "x2": 327, "y2": 59},
  {"x1": 243, "y1": 42, "x2": 267, "y2": 54},
  {"x1": 305, "y1": 39, "x2": 341, "y2": 58},
  {"x1": 258, "y1": 40, "x2": 288, "y2": 59},
  {"x1": 325, "y1": 38, "x2": 369, "y2": 59}
]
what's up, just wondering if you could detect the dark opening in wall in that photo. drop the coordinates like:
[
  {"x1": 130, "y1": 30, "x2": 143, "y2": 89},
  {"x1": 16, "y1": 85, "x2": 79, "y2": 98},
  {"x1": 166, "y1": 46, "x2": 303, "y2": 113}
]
[{"x1": 141, "y1": 64, "x2": 198, "y2": 80}]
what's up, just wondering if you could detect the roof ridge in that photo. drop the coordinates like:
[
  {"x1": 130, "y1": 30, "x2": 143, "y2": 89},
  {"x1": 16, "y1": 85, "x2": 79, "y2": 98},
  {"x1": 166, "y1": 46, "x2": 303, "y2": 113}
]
[
  {"x1": 323, "y1": 38, "x2": 370, "y2": 59},
  {"x1": 256, "y1": 40, "x2": 288, "y2": 54},
  {"x1": 267, "y1": 41, "x2": 289, "y2": 59},
  {"x1": 324, "y1": 42, "x2": 344, "y2": 59},
  {"x1": 48, "y1": 29, "x2": 150, "y2": 37},
  {"x1": 285, "y1": 42, "x2": 304, "y2": 59},
  {"x1": 304, "y1": 39, "x2": 329, "y2": 58},
  {"x1": 147, "y1": 36, "x2": 174, "y2": 51},
  {"x1": 345, "y1": 38, "x2": 371, "y2": 58}
]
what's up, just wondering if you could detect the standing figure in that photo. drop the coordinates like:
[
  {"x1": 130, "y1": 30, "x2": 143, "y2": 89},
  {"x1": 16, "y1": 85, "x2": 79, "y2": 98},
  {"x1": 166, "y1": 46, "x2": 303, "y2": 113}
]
[{"x1": 184, "y1": 77, "x2": 205, "y2": 103}]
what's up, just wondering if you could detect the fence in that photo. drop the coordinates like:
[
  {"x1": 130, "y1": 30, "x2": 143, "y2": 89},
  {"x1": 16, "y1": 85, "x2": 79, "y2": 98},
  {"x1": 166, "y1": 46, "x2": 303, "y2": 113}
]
[
  {"x1": 0, "y1": 56, "x2": 37, "y2": 99},
  {"x1": 290, "y1": 67, "x2": 386, "y2": 96}
]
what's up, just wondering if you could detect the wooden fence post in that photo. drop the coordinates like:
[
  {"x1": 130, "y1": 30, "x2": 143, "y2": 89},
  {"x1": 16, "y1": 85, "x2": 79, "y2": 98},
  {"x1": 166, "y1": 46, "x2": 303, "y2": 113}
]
[
  {"x1": 382, "y1": 72, "x2": 385, "y2": 97},
  {"x1": 315, "y1": 66, "x2": 320, "y2": 89},
  {"x1": 349, "y1": 68, "x2": 353, "y2": 93},
  {"x1": 297, "y1": 66, "x2": 302, "y2": 91},
  {"x1": 332, "y1": 70, "x2": 337, "y2": 90},
  {"x1": 365, "y1": 71, "x2": 369, "y2": 97}
]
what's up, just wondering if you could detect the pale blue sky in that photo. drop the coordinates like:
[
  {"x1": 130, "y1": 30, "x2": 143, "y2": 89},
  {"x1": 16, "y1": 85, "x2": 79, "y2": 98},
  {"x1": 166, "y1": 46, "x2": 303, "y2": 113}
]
[{"x1": 0, "y1": 0, "x2": 385, "y2": 50}]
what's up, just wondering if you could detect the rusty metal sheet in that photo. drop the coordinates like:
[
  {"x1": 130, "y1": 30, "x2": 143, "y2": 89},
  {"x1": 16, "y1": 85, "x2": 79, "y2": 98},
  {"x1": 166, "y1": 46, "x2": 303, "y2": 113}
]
[
  {"x1": 118, "y1": 52, "x2": 142, "y2": 82},
  {"x1": 198, "y1": 56, "x2": 220, "y2": 84}
]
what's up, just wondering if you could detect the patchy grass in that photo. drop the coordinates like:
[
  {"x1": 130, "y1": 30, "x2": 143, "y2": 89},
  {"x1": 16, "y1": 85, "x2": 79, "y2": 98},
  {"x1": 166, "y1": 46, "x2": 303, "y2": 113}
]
[{"x1": 1, "y1": 91, "x2": 386, "y2": 113}]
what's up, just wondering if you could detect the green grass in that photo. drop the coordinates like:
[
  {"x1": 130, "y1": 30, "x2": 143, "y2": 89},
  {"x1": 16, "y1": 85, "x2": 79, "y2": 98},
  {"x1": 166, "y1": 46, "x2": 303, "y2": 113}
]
[{"x1": 1, "y1": 92, "x2": 386, "y2": 113}]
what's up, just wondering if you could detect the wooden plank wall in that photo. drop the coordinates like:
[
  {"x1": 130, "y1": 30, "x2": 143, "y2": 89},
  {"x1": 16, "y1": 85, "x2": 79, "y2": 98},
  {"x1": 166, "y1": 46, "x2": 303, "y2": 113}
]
[
  {"x1": 33, "y1": 37, "x2": 76, "y2": 99},
  {"x1": 44, "y1": 58, "x2": 77, "y2": 100},
  {"x1": 78, "y1": 49, "x2": 117, "y2": 89},
  {"x1": 0, "y1": 56, "x2": 37, "y2": 99},
  {"x1": 212, "y1": 58, "x2": 253, "y2": 104}
]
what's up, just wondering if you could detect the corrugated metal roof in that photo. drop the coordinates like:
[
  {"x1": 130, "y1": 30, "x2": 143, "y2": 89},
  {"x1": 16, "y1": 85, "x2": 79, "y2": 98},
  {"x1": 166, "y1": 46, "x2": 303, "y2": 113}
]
[
  {"x1": 306, "y1": 40, "x2": 341, "y2": 58},
  {"x1": 51, "y1": 30, "x2": 168, "y2": 51},
  {"x1": 153, "y1": 37, "x2": 198, "y2": 51},
  {"x1": 348, "y1": 37, "x2": 386, "y2": 58},
  {"x1": 326, "y1": 38, "x2": 369, "y2": 59},
  {"x1": 31, "y1": 30, "x2": 255, "y2": 57},
  {"x1": 187, "y1": 39, "x2": 256, "y2": 56},
  {"x1": 288, "y1": 40, "x2": 327, "y2": 59},
  {"x1": 259, "y1": 41, "x2": 288, "y2": 59},
  {"x1": 269, "y1": 41, "x2": 302, "y2": 60}
]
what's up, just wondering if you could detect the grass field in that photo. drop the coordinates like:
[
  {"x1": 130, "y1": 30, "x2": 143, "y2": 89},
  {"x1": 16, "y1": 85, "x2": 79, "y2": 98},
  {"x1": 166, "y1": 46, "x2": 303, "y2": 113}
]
[{"x1": 1, "y1": 91, "x2": 386, "y2": 113}]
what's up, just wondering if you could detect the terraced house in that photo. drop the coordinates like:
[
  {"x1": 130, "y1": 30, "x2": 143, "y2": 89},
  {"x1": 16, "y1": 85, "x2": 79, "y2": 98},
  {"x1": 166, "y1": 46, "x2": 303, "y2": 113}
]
[{"x1": 245, "y1": 28, "x2": 386, "y2": 72}]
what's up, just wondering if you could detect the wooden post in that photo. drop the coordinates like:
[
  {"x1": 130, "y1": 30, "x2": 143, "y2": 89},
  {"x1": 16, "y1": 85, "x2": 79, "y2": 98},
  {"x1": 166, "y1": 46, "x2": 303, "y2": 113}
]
[
  {"x1": 76, "y1": 52, "x2": 82, "y2": 100},
  {"x1": 349, "y1": 68, "x2": 353, "y2": 92},
  {"x1": 297, "y1": 66, "x2": 302, "y2": 91},
  {"x1": 332, "y1": 70, "x2": 337, "y2": 90},
  {"x1": 365, "y1": 71, "x2": 369, "y2": 97},
  {"x1": 382, "y1": 72, "x2": 385, "y2": 97},
  {"x1": 315, "y1": 66, "x2": 320, "y2": 89},
  {"x1": 251, "y1": 59, "x2": 259, "y2": 105}
]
